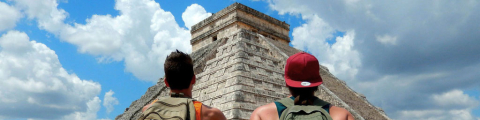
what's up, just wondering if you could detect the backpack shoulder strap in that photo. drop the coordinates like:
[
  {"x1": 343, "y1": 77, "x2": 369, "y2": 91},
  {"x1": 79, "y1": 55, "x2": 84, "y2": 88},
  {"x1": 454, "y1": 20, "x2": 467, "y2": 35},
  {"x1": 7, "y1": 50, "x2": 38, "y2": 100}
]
[
  {"x1": 142, "y1": 97, "x2": 196, "y2": 120},
  {"x1": 157, "y1": 97, "x2": 189, "y2": 106},
  {"x1": 277, "y1": 97, "x2": 333, "y2": 120},
  {"x1": 187, "y1": 99, "x2": 196, "y2": 120},
  {"x1": 277, "y1": 97, "x2": 294, "y2": 108},
  {"x1": 312, "y1": 97, "x2": 330, "y2": 107},
  {"x1": 166, "y1": 97, "x2": 197, "y2": 120},
  {"x1": 193, "y1": 101, "x2": 202, "y2": 120}
]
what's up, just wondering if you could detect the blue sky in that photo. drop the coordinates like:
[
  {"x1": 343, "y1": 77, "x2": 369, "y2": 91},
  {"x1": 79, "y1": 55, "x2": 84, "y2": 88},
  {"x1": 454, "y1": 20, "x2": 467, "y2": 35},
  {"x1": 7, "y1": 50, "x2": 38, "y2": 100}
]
[
  {"x1": 49, "y1": 0, "x2": 308, "y2": 119},
  {"x1": 0, "y1": 0, "x2": 479, "y2": 120}
]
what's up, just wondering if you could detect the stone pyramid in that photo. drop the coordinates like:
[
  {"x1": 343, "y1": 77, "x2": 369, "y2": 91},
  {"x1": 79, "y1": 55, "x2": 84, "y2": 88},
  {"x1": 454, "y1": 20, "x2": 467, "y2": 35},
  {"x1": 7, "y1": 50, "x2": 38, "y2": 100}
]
[{"x1": 116, "y1": 3, "x2": 390, "y2": 120}]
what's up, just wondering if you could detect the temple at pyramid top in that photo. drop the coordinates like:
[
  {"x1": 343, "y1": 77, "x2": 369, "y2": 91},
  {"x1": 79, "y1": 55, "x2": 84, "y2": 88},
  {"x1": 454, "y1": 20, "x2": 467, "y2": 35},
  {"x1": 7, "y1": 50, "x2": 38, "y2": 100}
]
[
  {"x1": 190, "y1": 2, "x2": 290, "y2": 52},
  {"x1": 117, "y1": 3, "x2": 390, "y2": 120}
]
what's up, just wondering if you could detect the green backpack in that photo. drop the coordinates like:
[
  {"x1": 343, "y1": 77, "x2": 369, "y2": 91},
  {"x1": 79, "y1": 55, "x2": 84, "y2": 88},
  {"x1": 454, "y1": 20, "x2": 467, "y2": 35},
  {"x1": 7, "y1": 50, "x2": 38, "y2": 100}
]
[
  {"x1": 138, "y1": 97, "x2": 196, "y2": 120},
  {"x1": 277, "y1": 97, "x2": 333, "y2": 120}
]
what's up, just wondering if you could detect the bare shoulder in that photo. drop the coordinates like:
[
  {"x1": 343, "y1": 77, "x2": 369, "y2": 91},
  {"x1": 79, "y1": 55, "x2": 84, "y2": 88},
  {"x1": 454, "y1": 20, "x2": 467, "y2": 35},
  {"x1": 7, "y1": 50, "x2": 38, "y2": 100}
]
[
  {"x1": 252, "y1": 102, "x2": 277, "y2": 114},
  {"x1": 329, "y1": 106, "x2": 354, "y2": 120},
  {"x1": 201, "y1": 104, "x2": 227, "y2": 120},
  {"x1": 250, "y1": 103, "x2": 278, "y2": 120}
]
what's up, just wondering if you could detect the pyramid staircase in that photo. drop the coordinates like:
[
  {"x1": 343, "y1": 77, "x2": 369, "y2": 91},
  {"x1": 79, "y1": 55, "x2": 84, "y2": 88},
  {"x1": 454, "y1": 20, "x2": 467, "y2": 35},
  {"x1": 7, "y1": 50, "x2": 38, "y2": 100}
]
[{"x1": 116, "y1": 3, "x2": 390, "y2": 120}]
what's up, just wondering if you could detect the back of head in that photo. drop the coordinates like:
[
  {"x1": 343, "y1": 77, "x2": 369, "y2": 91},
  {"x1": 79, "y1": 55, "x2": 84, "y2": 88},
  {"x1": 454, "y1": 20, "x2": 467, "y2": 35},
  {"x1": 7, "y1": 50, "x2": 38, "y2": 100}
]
[
  {"x1": 288, "y1": 86, "x2": 319, "y2": 105},
  {"x1": 284, "y1": 52, "x2": 323, "y2": 105},
  {"x1": 164, "y1": 50, "x2": 194, "y2": 90}
]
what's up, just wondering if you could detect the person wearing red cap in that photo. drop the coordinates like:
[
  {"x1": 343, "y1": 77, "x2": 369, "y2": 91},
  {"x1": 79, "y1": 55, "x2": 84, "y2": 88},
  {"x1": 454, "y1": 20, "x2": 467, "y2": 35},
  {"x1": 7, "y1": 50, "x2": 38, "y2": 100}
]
[{"x1": 250, "y1": 52, "x2": 354, "y2": 120}]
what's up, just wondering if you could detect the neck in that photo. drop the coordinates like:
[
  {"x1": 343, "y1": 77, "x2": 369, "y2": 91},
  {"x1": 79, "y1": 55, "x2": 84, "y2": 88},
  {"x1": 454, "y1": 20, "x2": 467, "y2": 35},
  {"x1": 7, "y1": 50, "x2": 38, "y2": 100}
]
[
  {"x1": 291, "y1": 92, "x2": 315, "y2": 97},
  {"x1": 170, "y1": 89, "x2": 192, "y2": 98}
]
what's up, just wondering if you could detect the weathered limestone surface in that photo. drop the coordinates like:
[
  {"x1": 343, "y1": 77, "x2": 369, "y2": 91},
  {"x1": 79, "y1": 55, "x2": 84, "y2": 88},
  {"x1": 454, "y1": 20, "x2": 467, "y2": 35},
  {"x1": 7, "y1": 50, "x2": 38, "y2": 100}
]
[
  {"x1": 191, "y1": 3, "x2": 290, "y2": 51},
  {"x1": 115, "y1": 78, "x2": 169, "y2": 120},
  {"x1": 116, "y1": 3, "x2": 390, "y2": 120}
]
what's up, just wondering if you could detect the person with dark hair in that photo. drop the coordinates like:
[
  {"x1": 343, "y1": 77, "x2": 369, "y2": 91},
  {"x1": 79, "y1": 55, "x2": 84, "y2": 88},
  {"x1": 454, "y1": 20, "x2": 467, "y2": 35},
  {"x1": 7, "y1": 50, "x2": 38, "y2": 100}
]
[
  {"x1": 250, "y1": 52, "x2": 354, "y2": 120},
  {"x1": 140, "y1": 50, "x2": 227, "y2": 120}
]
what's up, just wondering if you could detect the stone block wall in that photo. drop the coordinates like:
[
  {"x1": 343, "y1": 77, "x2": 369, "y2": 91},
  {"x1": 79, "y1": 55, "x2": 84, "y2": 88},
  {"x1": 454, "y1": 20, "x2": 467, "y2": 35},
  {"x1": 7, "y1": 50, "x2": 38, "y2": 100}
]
[
  {"x1": 190, "y1": 3, "x2": 290, "y2": 52},
  {"x1": 117, "y1": 2, "x2": 391, "y2": 119},
  {"x1": 192, "y1": 30, "x2": 291, "y2": 119},
  {"x1": 116, "y1": 29, "x2": 390, "y2": 120}
]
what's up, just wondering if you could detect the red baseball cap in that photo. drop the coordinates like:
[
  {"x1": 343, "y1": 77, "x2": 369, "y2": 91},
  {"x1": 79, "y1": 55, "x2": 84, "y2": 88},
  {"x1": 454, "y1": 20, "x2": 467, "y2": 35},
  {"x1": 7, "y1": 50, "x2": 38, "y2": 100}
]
[{"x1": 284, "y1": 52, "x2": 323, "y2": 88}]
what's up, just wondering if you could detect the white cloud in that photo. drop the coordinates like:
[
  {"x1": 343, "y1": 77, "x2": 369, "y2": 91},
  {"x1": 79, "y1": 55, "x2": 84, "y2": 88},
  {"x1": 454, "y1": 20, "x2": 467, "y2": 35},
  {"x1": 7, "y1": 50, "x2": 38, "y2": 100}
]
[
  {"x1": 182, "y1": 4, "x2": 212, "y2": 30},
  {"x1": 323, "y1": 31, "x2": 361, "y2": 80},
  {"x1": 344, "y1": 0, "x2": 360, "y2": 5},
  {"x1": 62, "y1": 97, "x2": 101, "y2": 120},
  {"x1": 291, "y1": 15, "x2": 334, "y2": 52},
  {"x1": 0, "y1": 31, "x2": 101, "y2": 119},
  {"x1": 397, "y1": 109, "x2": 476, "y2": 120},
  {"x1": 432, "y1": 89, "x2": 479, "y2": 108},
  {"x1": 13, "y1": 0, "x2": 67, "y2": 33},
  {"x1": 291, "y1": 15, "x2": 361, "y2": 81},
  {"x1": 267, "y1": 0, "x2": 480, "y2": 119},
  {"x1": 0, "y1": 30, "x2": 31, "y2": 54},
  {"x1": 267, "y1": 0, "x2": 311, "y2": 16},
  {"x1": 10, "y1": 0, "x2": 194, "y2": 82},
  {"x1": 357, "y1": 73, "x2": 480, "y2": 119},
  {"x1": 397, "y1": 90, "x2": 479, "y2": 120},
  {"x1": 103, "y1": 90, "x2": 119, "y2": 114},
  {"x1": 98, "y1": 119, "x2": 112, "y2": 120},
  {"x1": 0, "y1": 2, "x2": 22, "y2": 32},
  {"x1": 376, "y1": 34, "x2": 397, "y2": 45}
]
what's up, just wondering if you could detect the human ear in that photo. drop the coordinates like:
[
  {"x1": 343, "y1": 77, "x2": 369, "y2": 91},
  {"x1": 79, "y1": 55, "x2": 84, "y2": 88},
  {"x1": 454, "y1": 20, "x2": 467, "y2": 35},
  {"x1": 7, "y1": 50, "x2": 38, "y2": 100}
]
[
  {"x1": 164, "y1": 78, "x2": 170, "y2": 87},
  {"x1": 190, "y1": 75, "x2": 196, "y2": 85}
]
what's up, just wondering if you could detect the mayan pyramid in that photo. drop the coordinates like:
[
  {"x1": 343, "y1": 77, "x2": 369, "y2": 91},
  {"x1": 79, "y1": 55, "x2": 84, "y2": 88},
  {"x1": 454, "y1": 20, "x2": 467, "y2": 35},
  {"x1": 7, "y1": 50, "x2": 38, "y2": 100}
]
[{"x1": 116, "y1": 3, "x2": 390, "y2": 120}]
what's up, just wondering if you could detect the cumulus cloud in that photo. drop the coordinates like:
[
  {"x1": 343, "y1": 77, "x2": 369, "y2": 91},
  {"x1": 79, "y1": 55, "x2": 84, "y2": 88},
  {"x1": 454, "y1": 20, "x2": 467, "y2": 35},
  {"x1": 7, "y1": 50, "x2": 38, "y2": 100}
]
[
  {"x1": 291, "y1": 15, "x2": 334, "y2": 52},
  {"x1": 266, "y1": 0, "x2": 480, "y2": 119},
  {"x1": 0, "y1": 2, "x2": 22, "y2": 32},
  {"x1": 355, "y1": 63, "x2": 480, "y2": 119},
  {"x1": 398, "y1": 109, "x2": 476, "y2": 120},
  {"x1": 182, "y1": 4, "x2": 212, "y2": 30},
  {"x1": 62, "y1": 97, "x2": 101, "y2": 120},
  {"x1": 103, "y1": 90, "x2": 119, "y2": 114},
  {"x1": 323, "y1": 31, "x2": 360, "y2": 80},
  {"x1": 267, "y1": 0, "x2": 480, "y2": 75},
  {"x1": 432, "y1": 89, "x2": 479, "y2": 108},
  {"x1": 10, "y1": 0, "x2": 197, "y2": 82},
  {"x1": 291, "y1": 14, "x2": 360, "y2": 81},
  {"x1": 396, "y1": 90, "x2": 479, "y2": 120},
  {"x1": 375, "y1": 34, "x2": 397, "y2": 45},
  {"x1": 0, "y1": 31, "x2": 101, "y2": 119},
  {"x1": 13, "y1": 0, "x2": 67, "y2": 33}
]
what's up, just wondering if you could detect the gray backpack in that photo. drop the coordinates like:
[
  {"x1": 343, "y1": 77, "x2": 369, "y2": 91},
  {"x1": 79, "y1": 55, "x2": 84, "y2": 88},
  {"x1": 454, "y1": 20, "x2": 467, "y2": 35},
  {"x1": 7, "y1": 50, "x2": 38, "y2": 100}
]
[
  {"x1": 277, "y1": 97, "x2": 333, "y2": 120},
  {"x1": 139, "y1": 97, "x2": 196, "y2": 120}
]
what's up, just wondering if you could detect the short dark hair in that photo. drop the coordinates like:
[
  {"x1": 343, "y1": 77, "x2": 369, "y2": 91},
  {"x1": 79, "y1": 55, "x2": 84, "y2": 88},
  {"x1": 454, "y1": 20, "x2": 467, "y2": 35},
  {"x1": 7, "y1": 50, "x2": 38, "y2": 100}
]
[{"x1": 164, "y1": 50, "x2": 194, "y2": 90}]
